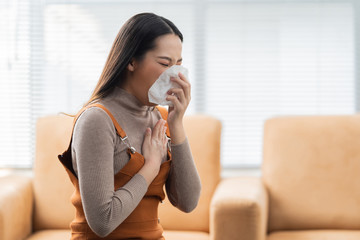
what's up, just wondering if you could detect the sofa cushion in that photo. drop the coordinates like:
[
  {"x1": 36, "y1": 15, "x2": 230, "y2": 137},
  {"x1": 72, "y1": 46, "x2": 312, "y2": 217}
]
[
  {"x1": 267, "y1": 230, "x2": 360, "y2": 240},
  {"x1": 262, "y1": 115, "x2": 360, "y2": 232},
  {"x1": 164, "y1": 230, "x2": 209, "y2": 240},
  {"x1": 25, "y1": 229, "x2": 209, "y2": 240},
  {"x1": 25, "y1": 230, "x2": 70, "y2": 240}
]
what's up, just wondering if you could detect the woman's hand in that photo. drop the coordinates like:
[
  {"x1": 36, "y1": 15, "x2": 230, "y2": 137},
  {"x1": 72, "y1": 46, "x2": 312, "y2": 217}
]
[
  {"x1": 166, "y1": 72, "x2": 191, "y2": 144},
  {"x1": 138, "y1": 119, "x2": 168, "y2": 186},
  {"x1": 166, "y1": 72, "x2": 191, "y2": 126}
]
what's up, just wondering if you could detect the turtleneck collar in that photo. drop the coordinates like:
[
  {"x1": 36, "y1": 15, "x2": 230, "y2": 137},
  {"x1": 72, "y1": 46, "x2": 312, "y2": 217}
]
[{"x1": 104, "y1": 86, "x2": 156, "y2": 115}]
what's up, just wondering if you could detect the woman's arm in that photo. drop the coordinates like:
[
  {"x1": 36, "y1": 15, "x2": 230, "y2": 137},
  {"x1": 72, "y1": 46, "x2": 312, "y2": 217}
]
[
  {"x1": 165, "y1": 72, "x2": 202, "y2": 212},
  {"x1": 72, "y1": 107, "x2": 148, "y2": 238},
  {"x1": 165, "y1": 138, "x2": 201, "y2": 212}
]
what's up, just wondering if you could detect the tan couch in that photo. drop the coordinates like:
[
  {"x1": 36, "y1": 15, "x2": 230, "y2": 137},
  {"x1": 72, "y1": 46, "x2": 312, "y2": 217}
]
[
  {"x1": 230, "y1": 115, "x2": 360, "y2": 240},
  {"x1": 0, "y1": 114, "x2": 256, "y2": 240}
]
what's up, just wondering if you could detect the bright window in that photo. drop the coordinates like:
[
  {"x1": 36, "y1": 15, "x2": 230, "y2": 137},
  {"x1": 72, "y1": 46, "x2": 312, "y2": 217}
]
[{"x1": 0, "y1": 0, "x2": 356, "y2": 168}]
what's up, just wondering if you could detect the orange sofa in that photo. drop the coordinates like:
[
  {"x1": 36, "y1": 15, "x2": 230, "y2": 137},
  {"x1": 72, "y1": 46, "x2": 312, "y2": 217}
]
[
  {"x1": 206, "y1": 115, "x2": 360, "y2": 240},
  {"x1": 5, "y1": 113, "x2": 355, "y2": 240},
  {"x1": 228, "y1": 115, "x2": 360, "y2": 240}
]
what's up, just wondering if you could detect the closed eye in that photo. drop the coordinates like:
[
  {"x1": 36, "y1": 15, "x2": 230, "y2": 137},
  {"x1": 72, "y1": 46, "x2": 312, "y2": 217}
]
[{"x1": 159, "y1": 63, "x2": 169, "y2": 67}]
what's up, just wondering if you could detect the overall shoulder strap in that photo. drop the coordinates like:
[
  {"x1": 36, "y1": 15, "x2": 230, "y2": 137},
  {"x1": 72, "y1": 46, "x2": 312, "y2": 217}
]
[
  {"x1": 74, "y1": 103, "x2": 127, "y2": 138},
  {"x1": 59, "y1": 103, "x2": 128, "y2": 177},
  {"x1": 156, "y1": 106, "x2": 170, "y2": 137}
]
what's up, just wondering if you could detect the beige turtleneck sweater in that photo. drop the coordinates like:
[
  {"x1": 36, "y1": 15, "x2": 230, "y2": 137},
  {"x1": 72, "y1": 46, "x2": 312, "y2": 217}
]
[{"x1": 71, "y1": 86, "x2": 201, "y2": 237}]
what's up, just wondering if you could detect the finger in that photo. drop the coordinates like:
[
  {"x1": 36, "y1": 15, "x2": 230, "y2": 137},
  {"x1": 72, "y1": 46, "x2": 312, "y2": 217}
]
[
  {"x1": 175, "y1": 72, "x2": 191, "y2": 92},
  {"x1": 168, "y1": 88, "x2": 186, "y2": 104},
  {"x1": 159, "y1": 120, "x2": 167, "y2": 139},
  {"x1": 178, "y1": 72, "x2": 190, "y2": 84},
  {"x1": 161, "y1": 126, "x2": 167, "y2": 144},
  {"x1": 166, "y1": 94, "x2": 182, "y2": 111},
  {"x1": 159, "y1": 121, "x2": 166, "y2": 140},
  {"x1": 171, "y1": 76, "x2": 191, "y2": 100},
  {"x1": 153, "y1": 119, "x2": 164, "y2": 139},
  {"x1": 144, "y1": 127, "x2": 151, "y2": 144},
  {"x1": 164, "y1": 125, "x2": 167, "y2": 136}
]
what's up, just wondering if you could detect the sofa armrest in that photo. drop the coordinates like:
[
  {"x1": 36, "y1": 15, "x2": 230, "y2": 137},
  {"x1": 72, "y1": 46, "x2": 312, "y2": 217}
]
[
  {"x1": 210, "y1": 176, "x2": 268, "y2": 240},
  {"x1": 0, "y1": 174, "x2": 33, "y2": 240}
]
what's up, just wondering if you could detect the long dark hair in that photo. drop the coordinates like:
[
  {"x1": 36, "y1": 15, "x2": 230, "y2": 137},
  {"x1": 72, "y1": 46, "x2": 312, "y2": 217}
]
[{"x1": 85, "y1": 12, "x2": 183, "y2": 107}]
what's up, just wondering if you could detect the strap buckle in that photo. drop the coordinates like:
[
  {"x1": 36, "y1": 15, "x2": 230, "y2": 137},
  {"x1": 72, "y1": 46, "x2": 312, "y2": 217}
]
[{"x1": 120, "y1": 136, "x2": 136, "y2": 153}]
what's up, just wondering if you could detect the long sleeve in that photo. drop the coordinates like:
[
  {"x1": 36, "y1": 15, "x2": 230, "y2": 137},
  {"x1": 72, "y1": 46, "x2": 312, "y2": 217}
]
[
  {"x1": 165, "y1": 137, "x2": 202, "y2": 212},
  {"x1": 72, "y1": 107, "x2": 148, "y2": 238}
]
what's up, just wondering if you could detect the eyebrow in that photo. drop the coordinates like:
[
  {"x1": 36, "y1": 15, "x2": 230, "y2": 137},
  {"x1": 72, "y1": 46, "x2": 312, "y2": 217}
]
[{"x1": 156, "y1": 56, "x2": 183, "y2": 63}]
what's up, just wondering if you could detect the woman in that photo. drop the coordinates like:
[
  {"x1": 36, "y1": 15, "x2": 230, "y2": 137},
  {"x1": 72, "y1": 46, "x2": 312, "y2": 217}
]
[{"x1": 58, "y1": 12, "x2": 201, "y2": 240}]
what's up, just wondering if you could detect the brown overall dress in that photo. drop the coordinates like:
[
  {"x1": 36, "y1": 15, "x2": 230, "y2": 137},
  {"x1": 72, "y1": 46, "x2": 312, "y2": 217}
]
[{"x1": 58, "y1": 103, "x2": 172, "y2": 240}]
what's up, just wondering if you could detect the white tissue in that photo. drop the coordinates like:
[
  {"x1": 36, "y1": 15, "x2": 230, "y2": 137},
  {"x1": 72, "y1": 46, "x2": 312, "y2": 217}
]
[{"x1": 148, "y1": 65, "x2": 189, "y2": 106}]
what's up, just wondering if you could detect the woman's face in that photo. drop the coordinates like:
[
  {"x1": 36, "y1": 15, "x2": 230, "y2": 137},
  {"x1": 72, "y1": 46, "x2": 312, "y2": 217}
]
[{"x1": 124, "y1": 33, "x2": 183, "y2": 106}]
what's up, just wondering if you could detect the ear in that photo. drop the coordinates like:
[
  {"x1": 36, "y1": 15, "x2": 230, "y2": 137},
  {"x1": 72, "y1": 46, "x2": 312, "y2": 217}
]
[{"x1": 127, "y1": 59, "x2": 136, "y2": 72}]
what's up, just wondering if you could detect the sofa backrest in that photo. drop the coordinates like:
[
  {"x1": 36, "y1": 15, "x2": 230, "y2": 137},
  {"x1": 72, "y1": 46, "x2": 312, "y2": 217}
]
[
  {"x1": 33, "y1": 113, "x2": 221, "y2": 233},
  {"x1": 262, "y1": 115, "x2": 360, "y2": 232},
  {"x1": 33, "y1": 115, "x2": 75, "y2": 231}
]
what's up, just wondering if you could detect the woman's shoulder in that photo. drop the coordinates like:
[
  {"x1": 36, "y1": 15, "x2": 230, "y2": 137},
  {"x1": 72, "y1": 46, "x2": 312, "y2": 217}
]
[{"x1": 73, "y1": 106, "x2": 115, "y2": 136}]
